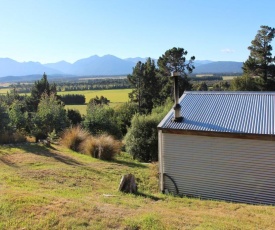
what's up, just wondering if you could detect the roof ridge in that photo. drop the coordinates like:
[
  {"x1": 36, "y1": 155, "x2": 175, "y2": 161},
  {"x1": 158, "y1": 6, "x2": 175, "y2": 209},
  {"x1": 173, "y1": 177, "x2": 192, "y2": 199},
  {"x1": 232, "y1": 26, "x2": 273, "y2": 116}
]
[{"x1": 184, "y1": 91, "x2": 275, "y2": 95}]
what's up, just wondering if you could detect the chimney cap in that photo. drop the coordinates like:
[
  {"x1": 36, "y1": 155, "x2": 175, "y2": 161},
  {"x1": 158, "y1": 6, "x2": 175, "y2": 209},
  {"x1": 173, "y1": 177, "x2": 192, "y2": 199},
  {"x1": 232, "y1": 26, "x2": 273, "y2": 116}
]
[{"x1": 171, "y1": 71, "x2": 181, "y2": 77}]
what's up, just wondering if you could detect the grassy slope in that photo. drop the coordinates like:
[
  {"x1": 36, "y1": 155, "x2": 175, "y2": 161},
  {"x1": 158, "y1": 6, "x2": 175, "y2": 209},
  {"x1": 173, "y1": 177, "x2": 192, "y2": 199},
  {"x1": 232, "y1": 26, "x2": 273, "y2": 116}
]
[{"x1": 0, "y1": 144, "x2": 274, "y2": 230}]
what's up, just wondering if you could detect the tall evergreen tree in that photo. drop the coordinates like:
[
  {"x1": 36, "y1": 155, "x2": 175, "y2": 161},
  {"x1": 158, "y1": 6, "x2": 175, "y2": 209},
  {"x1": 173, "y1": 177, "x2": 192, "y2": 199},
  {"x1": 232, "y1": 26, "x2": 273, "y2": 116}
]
[
  {"x1": 157, "y1": 47, "x2": 195, "y2": 101},
  {"x1": 128, "y1": 58, "x2": 158, "y2": 113},
  {"x1": 243, "y1": 25, "x2": 275, "y2": 90},
  {"x1": 27, "y1": 73, "x2": 57, "y2": 111}
]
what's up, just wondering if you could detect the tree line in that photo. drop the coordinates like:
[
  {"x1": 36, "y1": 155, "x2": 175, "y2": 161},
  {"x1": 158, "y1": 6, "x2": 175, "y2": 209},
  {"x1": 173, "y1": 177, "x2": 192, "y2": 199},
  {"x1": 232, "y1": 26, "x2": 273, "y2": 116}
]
[
  {"x1": 9, "y1": 78, "x2": 131, "y2": 93},
  {"x1": 59, "y1": 94, "x2": 86, "y2": 105},
  {"x1": 0, "y1": 25, "x2": 274, "y2": 163}
]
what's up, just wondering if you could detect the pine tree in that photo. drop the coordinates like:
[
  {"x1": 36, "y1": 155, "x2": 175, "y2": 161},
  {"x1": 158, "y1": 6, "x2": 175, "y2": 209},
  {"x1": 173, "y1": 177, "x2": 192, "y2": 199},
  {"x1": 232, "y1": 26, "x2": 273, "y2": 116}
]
[
  {"x1": 157, "y1": 47, "x2": 194, "y2": 101},
  {"x1": 127, "y1": 58, "x2": 158, "y2": 113},
  {"x1": 243, "y1": 25, "x2": 275, "y2": 90},
  {"x1": 27, "y1": 73, "x2": 57, "y2": 111}
]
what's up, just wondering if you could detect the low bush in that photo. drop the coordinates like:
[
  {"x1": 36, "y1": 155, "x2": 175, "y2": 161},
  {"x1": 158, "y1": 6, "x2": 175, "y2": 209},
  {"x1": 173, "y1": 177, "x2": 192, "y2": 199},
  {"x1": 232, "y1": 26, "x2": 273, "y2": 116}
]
[
  {"x1": 83, "y1": 104, "x2": 122, "y2": 139},
  {"x1": 60, "y1": 126, "x2": 89, "y2": 151},
  {"x1": 125, "y1": 99, "x2": 173, "y2": 162},
  {"x1": 124, "y1": 114, "x2": 159, "y2": 162}
]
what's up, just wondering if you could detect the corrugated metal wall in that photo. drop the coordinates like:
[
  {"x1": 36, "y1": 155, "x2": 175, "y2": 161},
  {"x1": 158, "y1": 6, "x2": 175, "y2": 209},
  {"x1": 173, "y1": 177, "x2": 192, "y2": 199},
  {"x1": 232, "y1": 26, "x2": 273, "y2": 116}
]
[{"x1": 162, "y1": 133, "x2": 275, "y2": 204}]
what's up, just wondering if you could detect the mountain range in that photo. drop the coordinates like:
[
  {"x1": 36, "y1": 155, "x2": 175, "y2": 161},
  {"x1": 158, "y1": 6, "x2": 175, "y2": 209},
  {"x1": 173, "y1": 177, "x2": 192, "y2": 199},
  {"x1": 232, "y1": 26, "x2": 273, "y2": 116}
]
[{"x1": 0, "y1": 55, "x2": 243, "y2": 82}]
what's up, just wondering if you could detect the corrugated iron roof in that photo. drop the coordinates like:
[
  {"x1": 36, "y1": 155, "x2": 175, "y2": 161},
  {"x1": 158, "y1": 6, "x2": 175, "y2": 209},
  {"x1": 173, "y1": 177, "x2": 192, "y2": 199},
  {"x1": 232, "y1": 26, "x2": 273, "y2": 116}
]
[{"x1": 158, "y1": 91, "x2": 275, "y2": 135}]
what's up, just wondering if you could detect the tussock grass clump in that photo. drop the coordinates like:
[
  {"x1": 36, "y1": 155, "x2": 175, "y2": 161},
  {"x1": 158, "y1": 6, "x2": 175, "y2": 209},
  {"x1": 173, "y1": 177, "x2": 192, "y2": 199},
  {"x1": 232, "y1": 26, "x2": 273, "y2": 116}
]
[
  {"x1": 95, "y1": 134, "x2": 121, "y2": 160},
  {"x1": 61, "y1": 126, "x2": 121, "y2": 160},
  {"x1": 60, "y1": 126, "x2": 89, "y2": 151},
  {"x1": 79, "y1": 135, "x2": 97, "y2": 155},
  {"x1": 80, "y1": 134, "x2": 121, "y2": 161}
]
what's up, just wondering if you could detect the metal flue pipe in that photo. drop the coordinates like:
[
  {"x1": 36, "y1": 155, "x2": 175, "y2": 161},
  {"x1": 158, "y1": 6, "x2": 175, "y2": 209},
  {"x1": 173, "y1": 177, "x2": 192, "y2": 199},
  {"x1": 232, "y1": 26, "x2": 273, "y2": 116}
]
[{"x1": 171, "y1": 71, "x2": 183, "y2": 122}]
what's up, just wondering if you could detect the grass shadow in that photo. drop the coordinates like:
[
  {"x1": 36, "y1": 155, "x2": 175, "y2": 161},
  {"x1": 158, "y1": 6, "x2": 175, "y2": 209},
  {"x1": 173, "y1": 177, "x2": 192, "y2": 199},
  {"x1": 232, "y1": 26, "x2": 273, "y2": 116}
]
[
  {"x1": 113, "y1": 158, "x2": 147, "y2": 168},
  {"x1": 0, "y1": 156, "x2": 19, "y2": 168},
  {"x1": 18, "y1": 144, "x2": 84, "y2": 166}
]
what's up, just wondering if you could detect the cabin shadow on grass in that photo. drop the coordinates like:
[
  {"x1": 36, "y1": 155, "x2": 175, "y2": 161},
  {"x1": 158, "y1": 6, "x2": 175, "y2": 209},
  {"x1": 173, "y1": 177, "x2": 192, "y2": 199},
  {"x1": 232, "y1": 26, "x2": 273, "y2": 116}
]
[
  {"x1": 113, "y1": 158, "x2": 147, "y2": 169},
  {"x1": 135, "y1": 191, "x2": 163, "y2": 201},
  {"x1": 18, "y1": 144, "x2": 83, "y2": 166}
]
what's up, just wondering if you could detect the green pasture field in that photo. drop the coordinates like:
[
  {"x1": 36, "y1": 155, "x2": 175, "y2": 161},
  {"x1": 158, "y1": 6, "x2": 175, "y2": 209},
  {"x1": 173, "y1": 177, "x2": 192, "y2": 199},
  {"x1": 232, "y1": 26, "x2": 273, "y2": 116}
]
[
  {"x1": 57, "y1": 89, "x2": 131, "y2": 104},
  {"x1": 0, "y1": 88, "x2": 10, "y2": 94},
  {"x1": 0, "y1": 88, "x2": 132, "y2": 102},
  {"x1": 0, "y1": 143, "x2": 274, "y2": 229},
  {"x1": 65, "y1": 105, "x2": 87, "y2": 114},
  {"x1": 196, "y1": 74, "x2": 214, "y2": 77},
  {"x1": 61, "y1": 89, "x2": 131, "y2": 114},
  {"x1": 222, "y1": 76, "x2": 238, "y2": 80}
]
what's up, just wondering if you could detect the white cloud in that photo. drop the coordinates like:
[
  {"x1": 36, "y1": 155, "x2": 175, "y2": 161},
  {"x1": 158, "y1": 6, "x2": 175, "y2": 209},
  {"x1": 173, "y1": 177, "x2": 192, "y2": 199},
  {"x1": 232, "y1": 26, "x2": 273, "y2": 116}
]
[{"x1": 221, "y1": 48, "x2": 236, "y2": 53}]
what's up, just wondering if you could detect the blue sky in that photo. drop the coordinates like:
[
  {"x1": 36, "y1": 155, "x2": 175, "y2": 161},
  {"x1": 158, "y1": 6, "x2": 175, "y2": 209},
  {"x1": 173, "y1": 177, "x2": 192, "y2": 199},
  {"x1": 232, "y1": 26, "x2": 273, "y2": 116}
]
[{"x1": 0, "y1": 0, "x2": 274, "y2": 63}]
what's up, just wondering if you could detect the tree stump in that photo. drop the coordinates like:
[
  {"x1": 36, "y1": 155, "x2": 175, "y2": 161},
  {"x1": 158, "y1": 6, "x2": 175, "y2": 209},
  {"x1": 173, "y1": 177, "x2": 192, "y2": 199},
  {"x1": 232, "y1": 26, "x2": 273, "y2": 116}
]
[{"x1": 118, "y1": 174, "x2": 137, "y2": 194}]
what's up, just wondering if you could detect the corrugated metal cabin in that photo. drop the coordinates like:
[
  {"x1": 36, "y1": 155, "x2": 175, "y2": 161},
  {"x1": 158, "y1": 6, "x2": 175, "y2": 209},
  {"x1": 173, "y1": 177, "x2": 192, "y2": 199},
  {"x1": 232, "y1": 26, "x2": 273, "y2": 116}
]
[{"x1": 158, "y1": 91, "x2": 275, "y2": 205}]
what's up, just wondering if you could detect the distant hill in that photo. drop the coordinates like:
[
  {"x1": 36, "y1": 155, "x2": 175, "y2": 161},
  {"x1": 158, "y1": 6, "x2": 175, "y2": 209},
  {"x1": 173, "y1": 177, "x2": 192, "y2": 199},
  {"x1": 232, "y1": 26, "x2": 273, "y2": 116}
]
[
  {"x1": 0, "y1": 58, "x2": 63, "y2": 78},
  {"x1": 193, "y1": 60, "x2": 213, "y2": 67},
  {"x1": 194, "y1": 61, "x2": 243, "y2": 73},
  {"x1": 124, "y1": 57, "x2": 148, "y2": 63},
  {"x1": 0, "y1": 55, "x2": 244, "y2": 82},
  {"x1": 124, "y1": 57, "x2": 158, "y2": 64},
  {"x1": 44, "y1": 55, "x2": 135, "y2": 75},
  {"x1": 44, "y1": 61, "x2": 72, "y2": 74},
  {"x1": 70, "y1": 55, "x2": 134, "y2": 75},
  {"x1": 0, "y1": 74, "x2": 77, "y2": 83}
]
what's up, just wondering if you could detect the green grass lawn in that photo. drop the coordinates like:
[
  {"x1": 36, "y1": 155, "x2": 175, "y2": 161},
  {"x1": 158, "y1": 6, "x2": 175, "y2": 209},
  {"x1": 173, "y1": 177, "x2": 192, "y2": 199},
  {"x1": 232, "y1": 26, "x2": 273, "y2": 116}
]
[{"x1": 0, "y1": 143, "x2": 274, "y2": 229}]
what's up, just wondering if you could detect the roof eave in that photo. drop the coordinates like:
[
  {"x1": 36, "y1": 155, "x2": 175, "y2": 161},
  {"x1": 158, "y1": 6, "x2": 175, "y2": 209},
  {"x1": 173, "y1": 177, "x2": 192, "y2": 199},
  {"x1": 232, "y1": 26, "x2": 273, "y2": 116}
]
[{"x1": 158, "y1": 128, "x2": 275, "y2": 141}]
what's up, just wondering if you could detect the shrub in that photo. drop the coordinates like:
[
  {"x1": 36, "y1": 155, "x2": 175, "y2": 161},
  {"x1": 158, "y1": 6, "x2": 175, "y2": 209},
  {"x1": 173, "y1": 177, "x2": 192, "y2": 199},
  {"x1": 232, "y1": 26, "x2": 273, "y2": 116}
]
[
  {"x1": 0, "y1": 102, "x2": 10, "y2": 133},
  {"x1": 80, "y1": 134, "x2": 121, "y2": 161},
  {"x1": 32, "y1": 93, "x2": 69, "y2": 140},
  {"x1": 67, "y1": 109, "x2": 83, "y2": 125},
  {"x1": 83, "y1": 104, "x2": 122, "y2": 139},
  {"x1": 8, "y1": 100, "x2": 28, "y2": 132},
  {"x1": 125, "y1": 99, "x2": 173, "y2": 162},
  {"x1": 124, "y1": 114, "x2": 159, "y2": 162},
  {"x1": 0, "y1": 131, "x2": 26, "y2": 144},
  {"x1": 60, "y1": 126, "x2": 89, "y2": 151},
  {"x1": 115, "y1": 102, "x2": 138, "y2": 136}
]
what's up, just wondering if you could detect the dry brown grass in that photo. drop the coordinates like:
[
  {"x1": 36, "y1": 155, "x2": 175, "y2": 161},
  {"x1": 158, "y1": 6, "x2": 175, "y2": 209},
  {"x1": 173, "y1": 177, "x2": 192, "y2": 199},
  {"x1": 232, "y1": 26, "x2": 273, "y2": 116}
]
[
  {"x1": 80, "y1": 134, "x2": 121, "y2": 160},
  {"x1": 61, "y1": 126, "x2": 122, "y2": 161},
  {"x1": 79, "y1": 135, "x2": 97, "y2": 155},
  {"x1": 60, "y1": 126, "x2": 89, "y2": 152}
]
